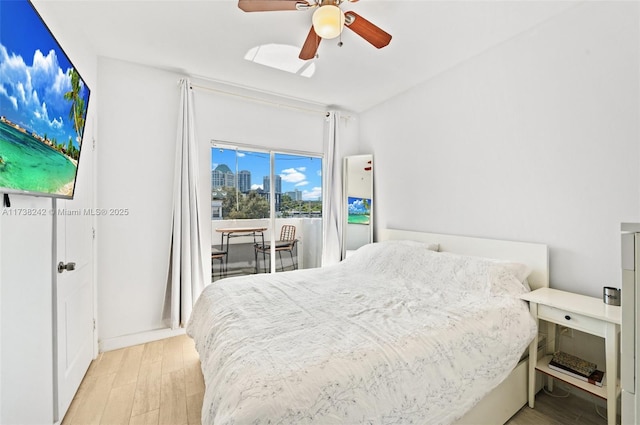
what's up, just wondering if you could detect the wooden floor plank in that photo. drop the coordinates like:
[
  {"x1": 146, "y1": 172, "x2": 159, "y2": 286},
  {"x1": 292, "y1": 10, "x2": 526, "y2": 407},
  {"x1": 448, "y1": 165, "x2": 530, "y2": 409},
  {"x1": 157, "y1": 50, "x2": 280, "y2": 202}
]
[
  {"x1": 88, "y1": 348, "x2": 125, "y2": 378},
  {"x1": 507, "y1": 390, "x2": 608, "y2": 425},
  {"x1": 161, "y1": 337, "x2": 184, "y2": 375},
  {"x1": 113, "y1": 345, "x2": 144, "y2": 388},
  {"x1": 159, "y1": 369, "x2": 188, "y2": 425},
  {"x1": 142, "y1": 339, "x2": 165, "y2": 364},
  {"x1": 186, "y1": 392, "x2": 204, "y2": 425},
  {"x1": 183, "y1": 356, "x2": 205, "y2": 397},
  {"x1": 66, "y1": 373, "x2": 116, "y2": 425},
  {"x1": 130, "y1": 409, "x2": 160, "y2": 425},
  {"x1": 132, "y1": 360, "x2": 162, "y2": 416},
  {"x1": 100, "y1": 382, "x2": 136, "y2": 425}
]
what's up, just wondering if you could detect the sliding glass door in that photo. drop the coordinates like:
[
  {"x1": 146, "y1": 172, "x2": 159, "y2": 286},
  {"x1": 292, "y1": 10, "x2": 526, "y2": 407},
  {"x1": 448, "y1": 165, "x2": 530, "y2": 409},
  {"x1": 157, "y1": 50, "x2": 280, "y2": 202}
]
[{"x1": 211, "y1": 145, "x2": 322, "y2": 280}]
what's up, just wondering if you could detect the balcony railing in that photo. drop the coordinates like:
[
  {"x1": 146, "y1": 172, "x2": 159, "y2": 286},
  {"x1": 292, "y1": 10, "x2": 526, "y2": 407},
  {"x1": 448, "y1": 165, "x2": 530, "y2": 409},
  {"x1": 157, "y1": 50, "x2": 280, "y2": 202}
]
[{"x1": 210, "y1": 217, "x2": 322, "y2": 280}]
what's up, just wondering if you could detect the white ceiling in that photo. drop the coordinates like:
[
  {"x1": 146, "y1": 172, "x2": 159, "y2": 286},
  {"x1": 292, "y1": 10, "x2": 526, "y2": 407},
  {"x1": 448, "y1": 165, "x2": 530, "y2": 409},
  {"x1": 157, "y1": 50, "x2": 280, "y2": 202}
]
[{"x1": 32, "y1": 0, "x2": 579, "y2": 112}]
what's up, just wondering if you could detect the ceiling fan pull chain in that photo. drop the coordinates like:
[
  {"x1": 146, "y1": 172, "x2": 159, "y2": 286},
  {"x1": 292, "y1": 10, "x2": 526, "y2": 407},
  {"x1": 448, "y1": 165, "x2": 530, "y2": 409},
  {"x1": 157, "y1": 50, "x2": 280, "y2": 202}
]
[{"x1": 337, "y1": 4, "x2": 343, "y2": 47}]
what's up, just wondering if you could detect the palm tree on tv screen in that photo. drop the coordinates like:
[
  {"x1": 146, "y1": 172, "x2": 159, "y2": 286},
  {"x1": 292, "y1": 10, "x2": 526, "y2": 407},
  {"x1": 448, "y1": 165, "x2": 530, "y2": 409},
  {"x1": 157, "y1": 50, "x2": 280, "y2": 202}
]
[{"x1": 64, "y1": 68, "x2": 86, "y2": 147}]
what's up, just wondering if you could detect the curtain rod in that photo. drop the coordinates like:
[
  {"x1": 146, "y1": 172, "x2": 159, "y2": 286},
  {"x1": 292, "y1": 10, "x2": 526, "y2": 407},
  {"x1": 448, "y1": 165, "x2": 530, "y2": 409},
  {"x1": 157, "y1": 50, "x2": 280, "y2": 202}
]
[
  {"x1": 187, "y1": 81, "x2": 352, "y2": 120},
  {"x1": 189, "y1": 82, "x2": 329, "y2": 117},
  {"x1": 211, "y1": 139, "x2": 323, "y2": 159}
]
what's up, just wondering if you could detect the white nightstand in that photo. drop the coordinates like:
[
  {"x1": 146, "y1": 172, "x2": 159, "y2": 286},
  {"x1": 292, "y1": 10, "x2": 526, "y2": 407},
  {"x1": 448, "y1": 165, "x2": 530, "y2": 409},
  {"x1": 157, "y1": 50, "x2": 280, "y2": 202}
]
[{"x1": 520, "y1": 287, "x2": 621, "y2": 425}]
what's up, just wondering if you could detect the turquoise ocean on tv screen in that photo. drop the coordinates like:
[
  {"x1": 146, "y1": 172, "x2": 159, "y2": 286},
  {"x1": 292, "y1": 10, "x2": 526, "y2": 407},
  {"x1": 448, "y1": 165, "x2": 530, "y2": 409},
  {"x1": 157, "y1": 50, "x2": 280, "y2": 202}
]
[{"x1": 0, "y1": 122, "x2": 76, "y2": 195}]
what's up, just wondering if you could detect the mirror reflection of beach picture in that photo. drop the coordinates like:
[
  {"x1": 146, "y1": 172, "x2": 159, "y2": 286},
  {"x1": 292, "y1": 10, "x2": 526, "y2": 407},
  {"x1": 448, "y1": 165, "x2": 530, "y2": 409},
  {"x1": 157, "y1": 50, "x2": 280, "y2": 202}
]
[
  {"x1": 347, "y1": 197, "x2": 371, "y2": 225},
  {"x1": 0, "y1": 0, "x2": 90, "y2": 199}
]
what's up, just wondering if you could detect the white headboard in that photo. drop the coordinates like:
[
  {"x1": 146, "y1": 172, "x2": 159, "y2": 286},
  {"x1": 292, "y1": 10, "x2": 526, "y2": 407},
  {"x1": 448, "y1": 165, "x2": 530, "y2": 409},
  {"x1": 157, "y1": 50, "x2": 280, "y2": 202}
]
[{"x1": 379, "y1": 229, "x2": 549, "y2": 290}]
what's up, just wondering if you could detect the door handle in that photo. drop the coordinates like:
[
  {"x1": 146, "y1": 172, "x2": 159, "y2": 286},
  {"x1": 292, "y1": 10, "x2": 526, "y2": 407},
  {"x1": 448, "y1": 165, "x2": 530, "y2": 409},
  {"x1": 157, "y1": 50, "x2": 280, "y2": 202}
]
[{"x1": 58, "y1": 261, "x2": 76, "y2": 273}]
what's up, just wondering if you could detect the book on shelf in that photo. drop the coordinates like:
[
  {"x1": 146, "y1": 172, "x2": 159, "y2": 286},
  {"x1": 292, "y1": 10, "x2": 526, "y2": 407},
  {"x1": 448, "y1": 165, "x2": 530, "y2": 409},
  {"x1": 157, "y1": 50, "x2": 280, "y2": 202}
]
[
  {"x1": 548, "y1": 362, "x2": 605, "y2": 387},
  {"x1": 550, "y1": 351, "x2": 597, "y2": 377}
]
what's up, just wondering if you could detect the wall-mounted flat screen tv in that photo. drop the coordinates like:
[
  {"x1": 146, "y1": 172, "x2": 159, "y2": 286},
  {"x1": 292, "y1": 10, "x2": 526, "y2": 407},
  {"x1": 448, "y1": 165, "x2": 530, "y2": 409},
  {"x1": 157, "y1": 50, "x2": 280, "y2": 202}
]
[{"x1": 0, "y1": 0, "x2": 91, "y2": 199}]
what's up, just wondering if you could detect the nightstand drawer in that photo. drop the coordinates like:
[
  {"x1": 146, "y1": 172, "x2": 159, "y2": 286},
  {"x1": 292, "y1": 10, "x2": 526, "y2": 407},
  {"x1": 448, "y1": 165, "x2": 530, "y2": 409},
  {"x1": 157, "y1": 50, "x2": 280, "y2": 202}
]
[{"x1": 538, "y1": 304, "x2": 607, "y2": 336}]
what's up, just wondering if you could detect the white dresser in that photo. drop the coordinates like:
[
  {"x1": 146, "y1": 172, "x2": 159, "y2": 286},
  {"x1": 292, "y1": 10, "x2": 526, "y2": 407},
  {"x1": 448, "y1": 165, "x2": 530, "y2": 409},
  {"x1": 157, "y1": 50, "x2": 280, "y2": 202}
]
[{"x1": 622, "y1": 223, "x2": 640, "y2": 424}]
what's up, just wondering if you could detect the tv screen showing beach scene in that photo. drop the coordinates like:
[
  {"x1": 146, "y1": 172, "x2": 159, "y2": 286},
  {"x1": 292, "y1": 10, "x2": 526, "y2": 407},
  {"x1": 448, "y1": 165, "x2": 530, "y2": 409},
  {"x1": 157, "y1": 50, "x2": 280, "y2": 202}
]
[
  {"x1": 0, "y1": 0, "x2": 91, "y2": 199},
  {"x1": 347, "y1": 197, "x2": 371, "y2": 225}
]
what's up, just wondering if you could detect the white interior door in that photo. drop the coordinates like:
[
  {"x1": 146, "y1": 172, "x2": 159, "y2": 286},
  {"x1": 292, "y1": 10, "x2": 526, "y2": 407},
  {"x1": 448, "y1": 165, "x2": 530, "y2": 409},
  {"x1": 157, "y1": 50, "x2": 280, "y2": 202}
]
[{"x1": 54, "y1": 139, "x2": 95, "y2": 421}]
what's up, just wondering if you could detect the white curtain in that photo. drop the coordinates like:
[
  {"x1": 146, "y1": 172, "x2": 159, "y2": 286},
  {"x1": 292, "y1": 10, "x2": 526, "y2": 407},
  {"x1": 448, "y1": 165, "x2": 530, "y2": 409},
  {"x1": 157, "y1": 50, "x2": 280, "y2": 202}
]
[
  {"x1": 165, "y1": 78, "x2": 205, "y2": 329},
  {"x1": 321, "y1": 111, "x2": 344, "y2": 266}
]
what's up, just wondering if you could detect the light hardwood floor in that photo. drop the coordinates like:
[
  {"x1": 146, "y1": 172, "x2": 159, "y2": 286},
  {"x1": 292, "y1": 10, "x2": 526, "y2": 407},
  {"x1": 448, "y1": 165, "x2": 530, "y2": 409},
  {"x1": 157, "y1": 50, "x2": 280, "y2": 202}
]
[
  {"x1": 62, "y1": 334, "x2": 203, "y2": 425},
  {"x1": 63, "y1": 334, "x2": 608, "y2": 425},
  {"x1": 507, "y1": 390, "x2": 609, "y2": 425}
]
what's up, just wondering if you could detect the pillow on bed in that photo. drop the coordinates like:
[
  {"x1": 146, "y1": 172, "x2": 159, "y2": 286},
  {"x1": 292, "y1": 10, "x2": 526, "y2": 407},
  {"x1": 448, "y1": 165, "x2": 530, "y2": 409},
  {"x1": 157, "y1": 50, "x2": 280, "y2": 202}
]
[
  {"x1": 416, "y1": 250, "x2": 532, "y2": 297},
  {"x1": 380, "y1": 239, "x2": 440, "y2": 252},
  {"x1": 347, "y1": 240, "x2": 439, "y2": 259},
  {"x1": 487, "y1": 261, "x2": 532, "y2": 296},
  {"x1": 347, "y1": 240, "x2": 440, "y2": 260},
  {"x1": 343, "y1": 240, "x2": 439, "y2": 274},
  {"x1": 345, "y1": 241, "x2": 530, "y2": 297}
]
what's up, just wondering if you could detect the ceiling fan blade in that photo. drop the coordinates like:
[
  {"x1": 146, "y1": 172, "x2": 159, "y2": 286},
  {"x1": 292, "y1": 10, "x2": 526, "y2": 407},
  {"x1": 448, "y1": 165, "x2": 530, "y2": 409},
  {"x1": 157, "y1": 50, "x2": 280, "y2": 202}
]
[
  {"x1": 299, "y1": 26, "x2": 321, "y2": 60},
  {"x1": 238, "y1": 0, "x2": 307, "y2": 12},
  {"x1": 344, "y1": 11, "x2": 392, "y2": 49}
]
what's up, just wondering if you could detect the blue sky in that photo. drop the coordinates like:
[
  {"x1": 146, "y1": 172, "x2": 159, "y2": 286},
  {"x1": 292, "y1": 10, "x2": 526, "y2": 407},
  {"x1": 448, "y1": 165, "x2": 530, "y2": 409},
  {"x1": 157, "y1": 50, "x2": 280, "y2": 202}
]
[
  {"x1": 0, "y1": 0, "x2": 90, "y2": 147},
  {"x1": 212, "y1": 148, "x2": 323, "y2": 201}
]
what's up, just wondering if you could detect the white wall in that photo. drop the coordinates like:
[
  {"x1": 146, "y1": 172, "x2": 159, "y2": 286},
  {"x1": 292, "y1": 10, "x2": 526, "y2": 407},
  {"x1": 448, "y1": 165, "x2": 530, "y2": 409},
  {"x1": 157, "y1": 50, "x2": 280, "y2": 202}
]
[
  {"x1": 0, "y1": 196, "x2": 54, "y2": 424},
  {"x1": 360, "y1": 1, "x2": 639, "y2": 298},
  {"x1": 96, "y1": 58, "x2": 179, "y2": 346},
  {"x1": 97, "y1": 59, "x2": 352, "y2": 349}
]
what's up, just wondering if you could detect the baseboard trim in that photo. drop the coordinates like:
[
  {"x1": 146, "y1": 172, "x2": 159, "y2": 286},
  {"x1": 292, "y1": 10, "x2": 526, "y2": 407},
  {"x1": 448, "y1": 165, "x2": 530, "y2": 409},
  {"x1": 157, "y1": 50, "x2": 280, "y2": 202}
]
[{"x1": 99, "y1": 327, "x2": 186, "y2": 352}]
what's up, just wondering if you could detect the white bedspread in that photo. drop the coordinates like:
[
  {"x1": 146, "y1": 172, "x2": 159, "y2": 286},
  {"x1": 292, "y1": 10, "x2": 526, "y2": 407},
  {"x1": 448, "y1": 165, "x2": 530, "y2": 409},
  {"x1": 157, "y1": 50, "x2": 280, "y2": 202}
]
[{"x1": 187, "y1": 240, "x2": 537, "y2": 425}]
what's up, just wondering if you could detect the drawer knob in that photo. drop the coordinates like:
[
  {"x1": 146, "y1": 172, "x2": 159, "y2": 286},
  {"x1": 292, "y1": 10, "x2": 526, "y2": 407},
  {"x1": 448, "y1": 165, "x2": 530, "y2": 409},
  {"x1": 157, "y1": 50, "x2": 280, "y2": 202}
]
[{"x1": 564, "y1": 315, "x2": 571, "y2": 320}]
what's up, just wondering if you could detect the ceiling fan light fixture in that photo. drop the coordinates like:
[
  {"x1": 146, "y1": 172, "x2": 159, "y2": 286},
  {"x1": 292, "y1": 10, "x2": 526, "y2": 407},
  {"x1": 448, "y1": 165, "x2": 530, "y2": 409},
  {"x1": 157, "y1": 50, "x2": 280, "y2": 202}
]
[{"x1": 312, "y1": 5, "x2": 345, "y2": 39}]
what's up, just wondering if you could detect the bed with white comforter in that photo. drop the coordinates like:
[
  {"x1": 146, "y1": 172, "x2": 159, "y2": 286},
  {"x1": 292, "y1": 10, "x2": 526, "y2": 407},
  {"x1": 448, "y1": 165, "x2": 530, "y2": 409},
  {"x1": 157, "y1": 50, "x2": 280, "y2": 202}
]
[{"x1": 187, "y1": 240, "x2": 538, "y2": 425}]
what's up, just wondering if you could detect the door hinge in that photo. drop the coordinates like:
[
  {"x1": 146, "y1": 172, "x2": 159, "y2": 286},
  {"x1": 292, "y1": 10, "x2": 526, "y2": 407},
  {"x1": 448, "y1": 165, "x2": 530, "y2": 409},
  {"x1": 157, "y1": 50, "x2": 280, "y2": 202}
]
[
  {"x1": 93, "y1": 319, "x2": 96, "y2": 330},
  {"x1": 92, "y1": 227, "x2": 96, "y2": 240},
  {"x1": 92, "y1": 138, "x2": 96, "y2": 151}
]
